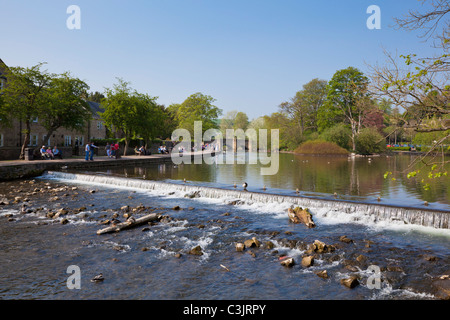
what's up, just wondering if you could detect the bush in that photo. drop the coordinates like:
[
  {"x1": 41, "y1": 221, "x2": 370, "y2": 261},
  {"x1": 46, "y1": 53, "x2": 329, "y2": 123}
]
[
  {"x1": 355, "y1": 127, "x2": 386, "y2": 155},
  {"x1": 320, "y1": 124, "x2": 351, "y2": 150},
  {"x1": 294, "y1": 140, "x2": 349, "y2": 155}
]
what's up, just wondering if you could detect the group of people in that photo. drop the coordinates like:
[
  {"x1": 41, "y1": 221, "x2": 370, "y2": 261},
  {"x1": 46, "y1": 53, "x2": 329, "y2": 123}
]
[
  {"x1": 85, "y1": 142, "x2": 99, "y2": 161},
  {"x1": 105, "y1": 142, "x2": 120, "y2": 159},
  {"x1": 135, "y1": 145, "x2": 149, "y2": 156},
  {"x1": 40, "y1": 146, "x2": 62, "y2": 160}
]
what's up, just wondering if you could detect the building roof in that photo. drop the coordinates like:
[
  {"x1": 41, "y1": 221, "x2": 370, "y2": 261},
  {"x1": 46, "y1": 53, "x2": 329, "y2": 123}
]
[
  {"x1": 87, "y1": 101, "x2": 104, "y2": 119},
  {"x1": 0, "y1": 58, "x2": 7, "y2": 76}
]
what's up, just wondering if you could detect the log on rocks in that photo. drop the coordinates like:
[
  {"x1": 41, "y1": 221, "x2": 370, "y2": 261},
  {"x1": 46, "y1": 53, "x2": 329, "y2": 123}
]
[
  {"x1": 288, "y1": 207, "x2": 315, "y2": 228},
  {"x1": 97, "y1": 213, "x2": 162, "y2": 235}
]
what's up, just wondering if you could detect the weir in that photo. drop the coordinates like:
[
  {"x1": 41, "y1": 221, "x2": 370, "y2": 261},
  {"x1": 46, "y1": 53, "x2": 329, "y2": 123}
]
[{"x1": 43, "y1": 171, "x2": 450, "y2": 230}]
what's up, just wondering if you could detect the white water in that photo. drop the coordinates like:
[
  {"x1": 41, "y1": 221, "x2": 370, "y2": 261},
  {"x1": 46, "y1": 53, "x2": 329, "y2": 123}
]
[{"x1": 41, "y1": 171, "x2": 450, "y2": 232}]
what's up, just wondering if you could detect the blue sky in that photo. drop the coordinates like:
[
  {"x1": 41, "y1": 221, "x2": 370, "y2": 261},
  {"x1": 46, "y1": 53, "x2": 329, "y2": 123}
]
[{"x1": 0, "y1": 0, "x2": 441, "y2": 120}]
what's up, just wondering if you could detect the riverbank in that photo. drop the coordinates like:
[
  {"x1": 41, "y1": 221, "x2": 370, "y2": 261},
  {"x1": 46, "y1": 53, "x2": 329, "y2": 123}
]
[{"x1": 0, "y1": 151, "x2": 215, "y2": 182}]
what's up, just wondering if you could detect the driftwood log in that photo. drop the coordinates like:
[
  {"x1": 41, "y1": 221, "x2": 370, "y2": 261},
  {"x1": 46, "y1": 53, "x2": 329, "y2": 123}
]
[
  {"x1": 97, "y1": 213, "x2": 162, "y2": 235},
  {"x1": 288, "y1": 207, "x2": 315, "y2": 228}
]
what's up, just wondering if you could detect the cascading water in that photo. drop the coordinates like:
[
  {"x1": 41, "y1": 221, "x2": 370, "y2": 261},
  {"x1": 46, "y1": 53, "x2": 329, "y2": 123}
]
[{"x1": 42, "y1": 171, "x2": 450, "y2": 230}]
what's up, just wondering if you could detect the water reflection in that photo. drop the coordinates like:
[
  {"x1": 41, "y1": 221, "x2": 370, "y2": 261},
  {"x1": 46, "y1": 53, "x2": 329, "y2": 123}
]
[{"x1": 79, "y1": 153, "x2": 449, "y2": 208}]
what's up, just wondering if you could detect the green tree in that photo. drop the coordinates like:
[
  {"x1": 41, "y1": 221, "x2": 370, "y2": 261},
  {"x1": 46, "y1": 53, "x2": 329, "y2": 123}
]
[
  {"x1": 355, "y1": 127, "x2": 386, "y2": 155},
  {"x1": 233, "y1": 112, "x2": 249, "y2": 130},
  {"x1": 320, "y1": 123, "x2": 352, "y2": 150},
  {"x1": 172, "y1": 92, "x2": 222, "y2": 135},
  {"x1": 369, "y1": 0, "x2": 449, "y2": 188},
  {"x1": 40, "y1": 72, "x2": 91, "y2": 145},
  {"x1": 0, "y1": 63, "x2": 51, "y2": 159},
  {"x1": 101, "y1": 79, "x2": 145, "y2": 155},
  {"x1": 132, "y1": 93, "x2": 168, "y2": 147},
  {"x1": 318, "y1": 67, "x2": 370, "y2": 151}
]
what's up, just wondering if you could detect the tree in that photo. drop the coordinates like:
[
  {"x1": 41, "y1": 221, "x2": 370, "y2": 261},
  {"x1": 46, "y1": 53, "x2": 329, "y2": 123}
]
[
  {"x1": 171, "y1": 92, "x2": 222, "y2": 135},
  {"x1": 1, "y1": 63, "x2": 51, "y2": 159},
  {"x1": 133, "y1": 94, "x2": 168, "y2": 147},
  {"x1": 40, "y1": 72, "x2": 91, "y2": 145},
  {"x1": 101, "y1": 79, "x2": 145, "y2": 155},
  {"x1": 318, "y1": 67, "x2": 371, "y2": 151},
  {"x1": 233, "y1": 112, "x2": 249, "y2": 130},
  {"x1": 369, "y1": 0, "x2": 450, "y2": 188},
  {"x1": 280, "y1": 78, "x2": 327, "y2": 135}
]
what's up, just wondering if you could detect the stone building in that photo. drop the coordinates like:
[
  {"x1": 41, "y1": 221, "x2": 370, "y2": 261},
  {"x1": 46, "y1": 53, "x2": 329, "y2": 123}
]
[{"x1": 0, "y1": 58, "x2": 107, "y2": 160}]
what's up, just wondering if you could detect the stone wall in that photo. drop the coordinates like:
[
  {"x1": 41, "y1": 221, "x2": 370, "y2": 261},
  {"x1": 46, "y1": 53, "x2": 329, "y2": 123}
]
[{"x1": 0, "y1": 156, "x2": 175, "y2": 182}]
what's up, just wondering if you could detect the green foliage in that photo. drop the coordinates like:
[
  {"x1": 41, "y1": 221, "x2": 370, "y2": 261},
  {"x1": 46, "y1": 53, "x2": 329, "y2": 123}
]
[
  {"x1": 41, "y1": 72, "x2": 91, "y2": 141},
  {"x1": 320, "y1": 123, "x2": 352, "y2": 150},
  {"x1": 171, "y1": 92, "x2": 222, "y2": 135},
  {"x1": 318, "y1": 67, "x2": 369, "y2": 132},
  {"x1": 294, "y1": 140, "x2": 349, "y2": 155},
  {"x1": 355, "y1": 127, "x2": 386, "y2": 155},
  {"x1": 100, "y1": 78, "x2": 165, "y2": 153}
]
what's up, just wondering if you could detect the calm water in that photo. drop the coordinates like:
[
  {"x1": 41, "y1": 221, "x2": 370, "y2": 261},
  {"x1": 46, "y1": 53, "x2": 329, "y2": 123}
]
[{"x1": 0, "y1": 153, "x2": 449, "y2": 301}]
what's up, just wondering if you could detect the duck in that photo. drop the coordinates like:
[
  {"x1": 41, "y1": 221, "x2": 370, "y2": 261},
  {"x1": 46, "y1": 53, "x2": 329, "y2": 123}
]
[
  {"x1": 233, "y1": 183, "x2": 237, "y2": 188},
  {"x1": 263, "y1": 185, "x2": 266, "y2": 191},
  {"x1": 243, "y1": 182, "x2": 248, "y2": 190},
  {"x1": 295, "y1": 188, "x2": 300, "y2": 194}
]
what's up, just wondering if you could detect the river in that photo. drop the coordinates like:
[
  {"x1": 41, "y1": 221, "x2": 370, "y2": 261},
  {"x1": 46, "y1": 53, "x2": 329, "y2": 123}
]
[{"x1": 0, "y1": 153, "x2": 449, "y2": 300}]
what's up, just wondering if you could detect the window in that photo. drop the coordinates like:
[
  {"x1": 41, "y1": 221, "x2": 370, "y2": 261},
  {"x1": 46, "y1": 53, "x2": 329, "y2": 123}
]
[
  {"x1": 97, "y1": 121, "x2": 103, "y2": 130},
  {"x1": 28, "y1": 134, "x2": 38, "y2": 146},
  {"x1": 31, "y1": 117, "x2": 38, "y2": 123},
  {"x1": 43, "y1": 135, "x2": 51, "y2": 147},
  {"x1": 74, "y1": 136, "x2": 84, "y2": 147},
  {"x1": 0, "y1": 134, "x2": 3, "y2": 147},
  {"x1": 64, "y1": 135, "x2": 72, "y2": 147}
]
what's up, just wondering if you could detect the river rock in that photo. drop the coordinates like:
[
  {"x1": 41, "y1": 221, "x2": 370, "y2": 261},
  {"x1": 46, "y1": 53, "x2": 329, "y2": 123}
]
[
  {"x1": 301, "y1": 255, "x2": 315, "y2": 267},
  {"x1": 185, "y1": 191, "x2": 201, "y2": 199},
  {"x1": 188, "y1": 245, "x2": 203, "y2": 256},
  {"x1": 288, "y1": 207, "x2": 315, "y2": 228},
  {"x1": 340, "y1": 276, "x2": 359, "y2": 289},
  {"x1": 60, "y1": 218, "x2": 69, "y2": 225},
  {"x1": 265, "y1": 241, "x2": 275, "y2": 249},
  {"x1": 316, "y1": 270, "x2": 329, "y2": 279},
  {"x1": 244, "y1": 237, "x2": 260, "y2": 248},
  {"x1": 280, "y1": 257, "x2": 295, "y2": 268},
  {"x1": 433, "y1": 277, "x2": 450, "y2": 300},
  {"x1": 306, "y1": 240, "x2": 335, "y2": 254},
  {"x1": 235, "y1": 243, "x2": 245, "y2": 252},
  {"x1": 0, "y1": 198, "x2": 10, "y2": 205},
  {"x1": 340, "y1": 235, "x2": 353, "y2": 243}
]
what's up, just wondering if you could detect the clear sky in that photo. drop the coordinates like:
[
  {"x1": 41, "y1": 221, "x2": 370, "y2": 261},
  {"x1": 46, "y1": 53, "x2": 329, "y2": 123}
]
[{"x1": 0, "y1": 0, "x2": 441, "y2": 120}]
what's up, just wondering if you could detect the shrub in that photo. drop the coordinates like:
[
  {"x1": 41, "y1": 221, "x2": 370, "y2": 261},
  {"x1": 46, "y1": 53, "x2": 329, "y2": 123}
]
[
  {"x1": 320, "y1": 124, "x2": 352, "y2": 150},
  {"x1": 355, "y1": 127, "x2": 386, "y2": 155},
  {"x1": 294, "y1": 140, "x2": 349, "y2": 155}
]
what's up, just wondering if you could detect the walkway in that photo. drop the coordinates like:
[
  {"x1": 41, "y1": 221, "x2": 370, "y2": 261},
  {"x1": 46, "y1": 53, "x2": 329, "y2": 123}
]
[{"x1": 0, "y1": 151, "x2": 216, "y2": 181}]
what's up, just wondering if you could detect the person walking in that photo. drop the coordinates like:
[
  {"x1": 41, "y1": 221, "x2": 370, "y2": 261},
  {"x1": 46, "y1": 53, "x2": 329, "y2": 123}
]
[
  {"x1": 85, "y1": 142, "x2": 91, "y2": 161},
  {"x1": 89, "y1": 142, "x2": 98, "y2": 161},
  {"x1": 106, "y1": 143, "x2": 111, "y2": 158}
]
